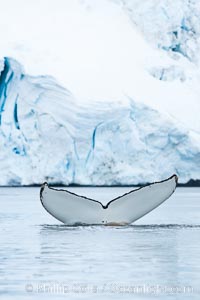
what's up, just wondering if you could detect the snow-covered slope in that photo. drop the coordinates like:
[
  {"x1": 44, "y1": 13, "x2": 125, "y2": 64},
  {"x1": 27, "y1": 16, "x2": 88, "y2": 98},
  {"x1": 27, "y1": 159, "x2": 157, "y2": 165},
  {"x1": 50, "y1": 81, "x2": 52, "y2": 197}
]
[
  {"x1": 0, "y1": 0, "x2": 200, "y2": 132},
  {"x1": 0, "y1": 57, "x2": 199, "y2": 185}
]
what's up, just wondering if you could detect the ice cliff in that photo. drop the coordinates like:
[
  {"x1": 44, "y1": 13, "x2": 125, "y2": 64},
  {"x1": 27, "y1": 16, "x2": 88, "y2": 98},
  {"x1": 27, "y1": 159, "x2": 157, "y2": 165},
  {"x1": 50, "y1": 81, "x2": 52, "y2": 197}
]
[{"x1": 0, "y1": 57, "x2": 199, "y2": 185}]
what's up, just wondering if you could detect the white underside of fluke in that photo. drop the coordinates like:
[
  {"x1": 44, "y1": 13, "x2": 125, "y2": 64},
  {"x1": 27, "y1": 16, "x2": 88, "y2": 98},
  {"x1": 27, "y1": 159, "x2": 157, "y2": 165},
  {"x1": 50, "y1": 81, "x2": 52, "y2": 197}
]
[{"x1": 40, "y1": 175, "x2": 178, "y2": 225}]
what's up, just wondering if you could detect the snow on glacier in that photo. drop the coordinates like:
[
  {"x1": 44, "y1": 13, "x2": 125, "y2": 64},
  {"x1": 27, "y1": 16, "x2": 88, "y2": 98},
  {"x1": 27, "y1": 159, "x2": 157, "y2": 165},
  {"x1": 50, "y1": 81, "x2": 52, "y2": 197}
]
[
  {"x1": 0, "y1": 57, "x2": 199, "y2": 185},
  {"x1": 0, "y1": 0, "x2": 200, "y2": 132},
  {"x1": 116, "y1": 0, "x2": 200, "y2": 62}
]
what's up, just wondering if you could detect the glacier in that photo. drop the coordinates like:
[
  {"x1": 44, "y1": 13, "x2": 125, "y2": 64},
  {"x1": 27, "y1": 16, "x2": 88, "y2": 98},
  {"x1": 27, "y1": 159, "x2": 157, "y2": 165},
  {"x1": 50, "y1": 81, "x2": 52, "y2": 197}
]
[
  {"x1": 117, "y1": 0, "x2": 200, "y2": 62},
  {"x1": 1, "y1": 0, "x2": 200, "y2": 133},
  {"x1": 0, "y1": 57, "x2": 199, "y2": 186}
]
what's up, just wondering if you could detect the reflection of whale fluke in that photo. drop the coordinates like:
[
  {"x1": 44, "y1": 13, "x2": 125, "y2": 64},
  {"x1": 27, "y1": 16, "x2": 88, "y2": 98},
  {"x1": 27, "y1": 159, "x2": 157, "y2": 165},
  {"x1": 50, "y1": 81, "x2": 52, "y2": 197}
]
[{"x1": 40, "y1": 175, "x2": 178, "y2": 225}]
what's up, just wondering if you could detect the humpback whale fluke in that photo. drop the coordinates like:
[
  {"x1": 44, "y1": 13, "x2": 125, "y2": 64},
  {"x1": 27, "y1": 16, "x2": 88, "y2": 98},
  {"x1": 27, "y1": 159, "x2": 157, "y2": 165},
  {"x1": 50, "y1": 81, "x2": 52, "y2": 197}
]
[{"x1": 40, "y1": 174, "x2": 178, "y2": 225}]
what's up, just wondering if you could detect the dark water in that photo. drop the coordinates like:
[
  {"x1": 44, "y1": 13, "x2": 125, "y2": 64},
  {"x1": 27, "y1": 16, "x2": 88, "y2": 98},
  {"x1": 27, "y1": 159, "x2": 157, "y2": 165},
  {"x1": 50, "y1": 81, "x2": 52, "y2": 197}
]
[{"x1": 0, "y1": 187, "x2": 200, "y2": 299}]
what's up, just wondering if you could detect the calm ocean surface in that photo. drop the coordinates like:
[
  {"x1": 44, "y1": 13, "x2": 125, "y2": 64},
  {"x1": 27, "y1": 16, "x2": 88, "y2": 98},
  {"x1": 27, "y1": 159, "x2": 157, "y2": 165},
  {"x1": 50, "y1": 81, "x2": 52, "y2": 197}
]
[{"x1": 0, "y1": 187, "x2": 200, "y2": 299}]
